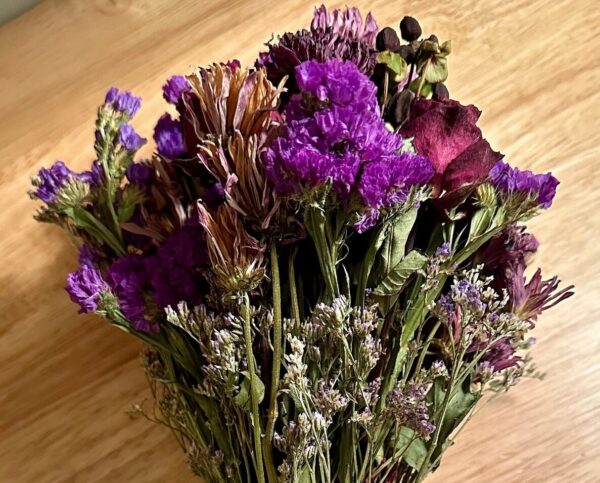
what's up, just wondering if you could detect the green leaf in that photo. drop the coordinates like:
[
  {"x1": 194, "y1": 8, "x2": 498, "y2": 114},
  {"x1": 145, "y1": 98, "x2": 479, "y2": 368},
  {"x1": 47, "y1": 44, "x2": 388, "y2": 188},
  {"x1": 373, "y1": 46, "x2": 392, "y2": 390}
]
[
  {"x1": 428, "y1": 377, "x2": 480, "y2": 464},
  {"x1": 376, "y1": 50, "x2": 409, "y2": 82},
  {"x1": 424, "y1": 56, "x2": 448, "y2": 84},
  {"x1": 379, "y1": 206, "x2": 419, "y2": 279},
  {"x1": 233, "y1": 371, "x2": 265, "y2": 411},
  {"x1": 373, "y1": 250, "x2": 428, "y2": 296},
  {"x1": 395, "y1": 427, "x2": 428, "y2": 471}
]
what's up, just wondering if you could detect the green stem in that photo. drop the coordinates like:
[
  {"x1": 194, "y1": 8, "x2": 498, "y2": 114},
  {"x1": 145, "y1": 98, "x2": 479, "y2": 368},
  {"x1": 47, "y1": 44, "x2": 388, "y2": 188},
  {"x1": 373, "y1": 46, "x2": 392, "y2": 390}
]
[
  {"x1": 288, "y1": 249, "x2": 301, "y2": 325},
  {"x1": 241, "y1": 293, "x2": 266, "y2": 483},
  {"x1": 263, "y1": 245, "x2": 282, "y2": 483}
]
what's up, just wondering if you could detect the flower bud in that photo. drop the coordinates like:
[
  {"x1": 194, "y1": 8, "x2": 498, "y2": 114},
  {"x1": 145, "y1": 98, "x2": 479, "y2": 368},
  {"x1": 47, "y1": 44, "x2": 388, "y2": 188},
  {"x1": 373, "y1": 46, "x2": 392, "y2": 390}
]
[
  {"x1": 432, "y1": 83, "x2": 450, "y2": 100},
  {"x1": 376, "y1": 27, "x2": 401, "y2": 52},
  {"x1": 400, "y1": 16, "x2": 422, "y2": 42}
]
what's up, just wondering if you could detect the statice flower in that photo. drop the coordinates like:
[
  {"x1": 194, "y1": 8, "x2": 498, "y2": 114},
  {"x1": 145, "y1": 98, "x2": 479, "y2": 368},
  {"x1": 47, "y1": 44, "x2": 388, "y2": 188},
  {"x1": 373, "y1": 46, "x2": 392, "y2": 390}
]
[
  {"x1": 257, "y1": 5, "x2": 378, "y2": 93},
  {"x1": 78, "y1": 245, "x2": 98, "y2": 267},
  {"x1": 104, "y1": 87, "x2": 142, "y2": 117},
  {"x1": 66, "y1": 265, "x2": 107, "y2": 313},
  {"x1": 31, "y1": 160, "x2": 101, "y2": 204},
  {"x1": 148, "y1": 224, "x2": 207, "y2": 309},
  {"x1": 79, "y1": 160, "x2": 104, "y2": 186},
  {"x1": 154, "y1": 113, "x2": 185, "y2": 158},
  {"x1": 263, "y1": 60, "x2": 433, "y2": 231},
  {"x1": 162, "y1": 75, "x2": 191, "y2": 104},
  {"x1": 386, "y1": 382, "x2": 435, "y2": 438},
  {"x1": 119, "y1": 124, "x2": 147, "y2": 151},
  {"x1": 489, "y1": 160, "x2": 559, "y2": 208},
  {"x1": 125, "y1": 162, "x2": 153, "y2": 189},
  {"x1": 32, "y1": 161, "x2": 74, "y2": 203},
  {"x1": 107, "y1": 255, "x2": 157, "y2": 333}
]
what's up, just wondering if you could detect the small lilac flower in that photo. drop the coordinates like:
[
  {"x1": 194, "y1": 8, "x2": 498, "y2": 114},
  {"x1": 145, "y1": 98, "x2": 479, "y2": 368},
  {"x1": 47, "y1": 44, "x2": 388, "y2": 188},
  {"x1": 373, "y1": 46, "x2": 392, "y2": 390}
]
[
  {"x1": 126, "y1": 162, "x2": 153, "y2": 189},
  {"x1": 153, "y1": 113, "x2": 185, "y2": 159},
  {"x1": 119, "y1": 124, "x2": 147, "y2": 151},
  {"x1": 436, "y1": 242, "x2": 451, "y2": 258},
  {"x1": 65, "y1": 265, "x2": 107, "y2": 313},
  {"x1": 489, "y1": 160, "x2": 559, "y2": 208},
  {"x1": 162, "y1": 75, "x2": 191, "y2": 104},
  {"x1": 104, "y1": 87, "x2": 142, "y2": 117}
]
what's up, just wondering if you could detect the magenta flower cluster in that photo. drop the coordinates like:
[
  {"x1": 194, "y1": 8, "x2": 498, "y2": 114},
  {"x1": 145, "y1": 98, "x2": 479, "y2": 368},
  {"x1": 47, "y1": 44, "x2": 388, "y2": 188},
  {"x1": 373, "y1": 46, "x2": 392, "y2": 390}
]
[
  {"x1": 263, "y1": 59, "x2": 433, "y2": 231},
  {"x1": 490, "y1": 161, "x2": 559, "y2": 208}
]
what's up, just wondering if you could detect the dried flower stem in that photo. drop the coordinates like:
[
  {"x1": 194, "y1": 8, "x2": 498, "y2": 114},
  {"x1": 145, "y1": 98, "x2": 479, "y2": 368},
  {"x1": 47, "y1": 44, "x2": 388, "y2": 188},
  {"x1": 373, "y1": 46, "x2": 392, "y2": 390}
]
[
  {"x1": 263, "y1": 245, "x2": 282, "y2": 482},
  {"x1": 241, "y1": 293, "x2": 266, "y2": 483}
]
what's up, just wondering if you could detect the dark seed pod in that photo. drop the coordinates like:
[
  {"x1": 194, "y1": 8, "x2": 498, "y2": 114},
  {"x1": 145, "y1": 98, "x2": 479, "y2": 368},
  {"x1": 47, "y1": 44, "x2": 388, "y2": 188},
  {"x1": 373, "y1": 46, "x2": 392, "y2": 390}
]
[
  {"x1": 428, "y1": 34, "x2": 439, "y2": 44},
  {"x1": 432, "y1": 83, "x2": 449, "y2": 100},
  {"x1": 400, "y1": 16, "x2": 422, "y2": 42},
  {"x1": 376, "y1": 27, "x2": 401, "y2": 52},
  {"x1": 397, "y1": 45, "x2": 416, "y2": 63},
  {"x1": 372, "y1": 63, "x2": 388, "y2": 83},
  {"x1": 386, "y1": 89, "x2": 415, "y2": 127}
]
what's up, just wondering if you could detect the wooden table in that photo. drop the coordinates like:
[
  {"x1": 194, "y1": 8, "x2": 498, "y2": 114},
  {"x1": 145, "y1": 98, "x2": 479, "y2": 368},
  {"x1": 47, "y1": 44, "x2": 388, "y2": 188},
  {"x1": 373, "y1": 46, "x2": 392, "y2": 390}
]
[{"x1": 1, "y1": 1, "x2": 598, "y2": 481}]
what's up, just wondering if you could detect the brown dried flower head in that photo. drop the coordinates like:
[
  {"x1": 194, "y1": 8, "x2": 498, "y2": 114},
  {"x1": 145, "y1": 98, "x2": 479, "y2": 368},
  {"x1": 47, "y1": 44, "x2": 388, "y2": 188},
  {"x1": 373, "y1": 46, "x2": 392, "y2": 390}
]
[{"x1": 197, "y1": 202, "x2": 266, "y2": 293}]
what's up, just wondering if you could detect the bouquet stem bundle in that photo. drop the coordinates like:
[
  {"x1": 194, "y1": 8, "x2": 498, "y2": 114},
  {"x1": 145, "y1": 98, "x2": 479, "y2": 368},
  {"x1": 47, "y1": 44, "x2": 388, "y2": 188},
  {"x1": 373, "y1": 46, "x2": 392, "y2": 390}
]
[{"x1": 30, "y1": 6, "x2": 572, "y2": 482}]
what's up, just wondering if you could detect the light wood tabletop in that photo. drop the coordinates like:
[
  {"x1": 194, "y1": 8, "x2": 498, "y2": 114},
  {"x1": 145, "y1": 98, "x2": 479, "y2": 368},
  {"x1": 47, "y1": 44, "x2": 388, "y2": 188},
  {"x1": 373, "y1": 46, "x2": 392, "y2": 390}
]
[{"x1": 1, "y1": 0, "x2": 599, "y2": 482}]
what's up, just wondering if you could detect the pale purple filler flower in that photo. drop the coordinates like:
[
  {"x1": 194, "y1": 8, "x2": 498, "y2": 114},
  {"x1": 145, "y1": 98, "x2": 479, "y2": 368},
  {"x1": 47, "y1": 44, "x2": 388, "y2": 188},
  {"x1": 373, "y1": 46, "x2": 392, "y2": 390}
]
[
  {"x1": 154, "y1": 113, "x2": 185, "y2": 159},
  {"x1": 119, "y1": 124, "x2": 147, "y2": 151},
  {"x1": 489, "y1": 160, "x2": 559, "y2": 208},
  {"x1": 162, "y1": 75, "x2": 191, "y2": 104},
  {"x1": 104, "y1": 87, "x2": 142, "y2": 117},
  {"x1": 65, "y1": 265, "x2": 107, "y2": 313}
]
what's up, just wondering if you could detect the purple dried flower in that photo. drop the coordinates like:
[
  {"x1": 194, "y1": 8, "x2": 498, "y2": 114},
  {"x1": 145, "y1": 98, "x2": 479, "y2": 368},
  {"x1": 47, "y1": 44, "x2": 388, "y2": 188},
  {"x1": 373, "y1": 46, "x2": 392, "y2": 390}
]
[
  {"x1": 65, "y1": 265, "x2": 107, "y2": 313},
  {"x1": 154, "y1": 113, "x2": 185, "y2": 159},
  {"x1": 264, "y1": 60, "x2": 432, "y2": 225},
  {"x1": 78, "y1": 245, "x2": 98, "y2": 267},
  {"x1": 32, "y1": 161, "x2": 74, "y2": 203},
  {"x1": 148, "y1": 224, "x2": 207, "y2": 309},
  {"x1": 79, "y1": 160, "x2": 104, "y2": 186},
  {"x1": 119, "y1": 124, "x2": 147, "y2": 151},
  {"x1": 294, "y1": 59, "x2": 377, "y2": 112},
  {"x1": 257, "y1": 6, "x2": 378, "y2": 93},
  {"x1": 436, "y1": 242, "x2": 451, "y2": 258},
  {"x1": 480, "y1": 337, "x2": 521, "y2": 372},
  {"x1": 104, "y1": 87, "x2": 142, "y2": 117},
  {"x1": 489, "y1": 160, "x2": 559, "y2": 208},
  {"x1": 107, "y1": 255, "x2": 158, "y2": 333},
  {"x1": 358, "y1": 152, "x2": 433, "y2": 209},
  {"x1": 162, "y1": 75, "x2": 191, "y2": 104},
  {"x1": 386, "y1": 382, "x2": 435, "y2": 437},
  {"x1": 126, "y1": 162, "x2": 153, "y2": 189}
]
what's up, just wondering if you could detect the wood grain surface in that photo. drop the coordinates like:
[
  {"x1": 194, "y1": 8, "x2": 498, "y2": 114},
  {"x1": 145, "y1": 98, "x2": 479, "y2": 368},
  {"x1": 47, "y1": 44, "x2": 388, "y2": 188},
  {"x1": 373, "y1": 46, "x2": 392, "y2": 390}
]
[{"x1": 1, "y1": 1, "x2": 599, "y2": 481}]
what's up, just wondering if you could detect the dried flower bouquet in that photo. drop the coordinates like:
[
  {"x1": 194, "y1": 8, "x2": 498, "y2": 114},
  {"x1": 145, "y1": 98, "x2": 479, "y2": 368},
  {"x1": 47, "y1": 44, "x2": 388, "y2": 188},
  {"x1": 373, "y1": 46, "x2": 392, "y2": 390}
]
[{"x1": 30, "y1": 6, "x2": 573, "y2": 483}]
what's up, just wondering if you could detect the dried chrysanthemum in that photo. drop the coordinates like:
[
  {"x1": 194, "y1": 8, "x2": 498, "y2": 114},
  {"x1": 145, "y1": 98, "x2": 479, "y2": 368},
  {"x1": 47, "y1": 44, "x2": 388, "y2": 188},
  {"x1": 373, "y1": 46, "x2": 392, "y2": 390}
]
[
  {"x1": 197, "y1": 203, "x2": 266, "y2": 293},
  {"x1": 183, "y1": 64, "x2": 285, "y2": 145}
]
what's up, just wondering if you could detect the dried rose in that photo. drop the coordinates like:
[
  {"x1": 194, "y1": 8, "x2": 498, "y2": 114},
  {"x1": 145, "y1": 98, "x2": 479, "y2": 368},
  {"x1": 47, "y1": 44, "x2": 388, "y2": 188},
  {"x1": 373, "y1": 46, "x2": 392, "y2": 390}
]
[{"x1": 400, "y1": 98, "x2": 503, "y2": 196}]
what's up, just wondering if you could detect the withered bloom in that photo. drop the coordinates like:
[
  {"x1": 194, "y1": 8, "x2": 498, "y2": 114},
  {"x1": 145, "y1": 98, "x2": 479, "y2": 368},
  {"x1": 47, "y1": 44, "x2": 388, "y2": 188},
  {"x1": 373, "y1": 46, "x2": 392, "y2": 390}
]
[
  {"x1": 181, "y1": 65, "x2": 286, "y2": 230},
  {"x1": 197, "y1": 202, "x2": 265, "y2": 293}
]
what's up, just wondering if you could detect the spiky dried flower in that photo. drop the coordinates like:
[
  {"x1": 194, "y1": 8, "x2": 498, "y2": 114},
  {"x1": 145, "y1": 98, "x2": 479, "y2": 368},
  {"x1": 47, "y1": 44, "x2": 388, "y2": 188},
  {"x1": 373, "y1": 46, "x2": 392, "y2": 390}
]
[{"x1": 197, "y1": 203, "x2": 266, "y2": 293}]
